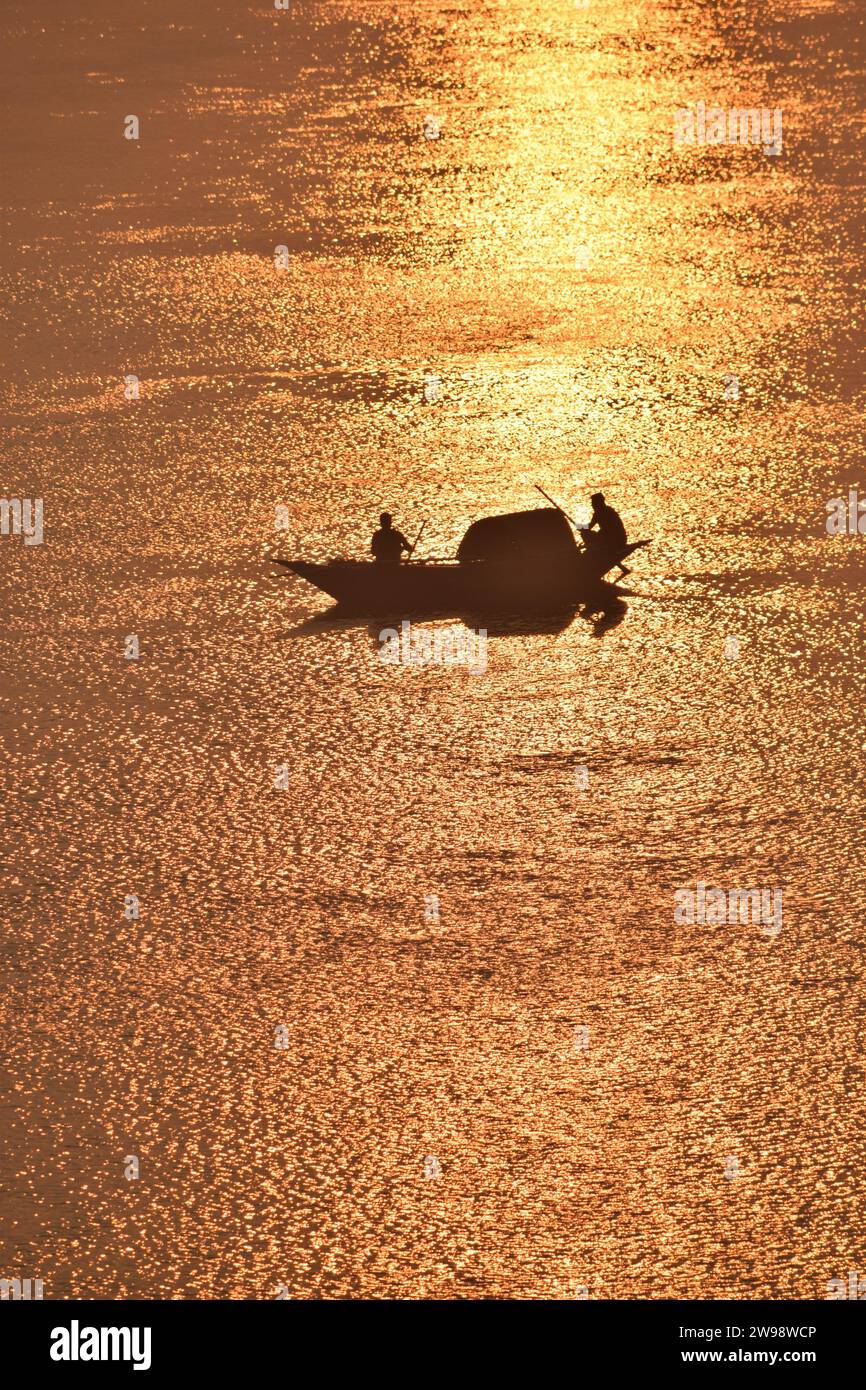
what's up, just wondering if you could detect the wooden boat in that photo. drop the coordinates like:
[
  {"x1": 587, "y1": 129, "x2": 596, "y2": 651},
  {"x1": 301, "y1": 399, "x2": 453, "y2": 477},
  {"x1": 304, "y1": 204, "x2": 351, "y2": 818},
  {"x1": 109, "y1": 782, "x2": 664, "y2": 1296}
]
[{"x1": 272, "y1": 507, "x2": 650, "y2": 613}]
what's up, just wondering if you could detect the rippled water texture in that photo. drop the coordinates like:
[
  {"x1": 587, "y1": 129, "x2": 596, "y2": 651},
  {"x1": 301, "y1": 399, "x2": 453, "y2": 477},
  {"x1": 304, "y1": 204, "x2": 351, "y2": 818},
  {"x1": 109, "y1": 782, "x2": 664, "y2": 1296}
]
[{"x1": 1, "y1": 0, "x2": 865, "y2": 1299}]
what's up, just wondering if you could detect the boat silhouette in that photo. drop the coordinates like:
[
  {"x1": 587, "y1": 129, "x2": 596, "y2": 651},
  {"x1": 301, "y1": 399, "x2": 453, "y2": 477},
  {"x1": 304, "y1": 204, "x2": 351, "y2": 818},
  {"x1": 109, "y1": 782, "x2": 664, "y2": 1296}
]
[{"x1": 272, "y1": 505, "x2": 650, "y2": 615}]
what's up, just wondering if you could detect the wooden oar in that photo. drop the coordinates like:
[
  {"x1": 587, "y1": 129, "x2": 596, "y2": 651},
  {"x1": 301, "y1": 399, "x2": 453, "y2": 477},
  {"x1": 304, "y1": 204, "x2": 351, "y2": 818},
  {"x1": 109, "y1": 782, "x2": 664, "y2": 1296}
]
[
  {"x1": 533, "y1": 484, "x2": 586, "y2": 550},
  {"x1": 533, "y1": 483, "x2": 578, "y2": 526},
  {"x1": 407, "y1": 519, "x2": 427, "y2": 558}
]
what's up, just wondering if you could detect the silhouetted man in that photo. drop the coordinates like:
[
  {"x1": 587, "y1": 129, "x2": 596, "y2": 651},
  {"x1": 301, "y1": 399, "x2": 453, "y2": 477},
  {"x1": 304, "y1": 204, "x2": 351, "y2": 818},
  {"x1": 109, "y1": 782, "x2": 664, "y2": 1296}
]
[
  {"x1": 580, "y1": 492, "x2": 630, "y2": 574},
  {"x1": 585, "y1": 492, "x2": 626, "y2": 547},
  {"x1": 371, "y1": 512, "x2": 411, "y2": 563}
]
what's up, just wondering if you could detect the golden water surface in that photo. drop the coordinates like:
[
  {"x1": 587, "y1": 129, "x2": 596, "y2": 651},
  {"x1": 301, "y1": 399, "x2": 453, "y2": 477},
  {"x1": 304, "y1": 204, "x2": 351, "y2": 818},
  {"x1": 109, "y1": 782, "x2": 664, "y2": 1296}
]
[{"x1": 1, "y1": 0, "x2": 865, "y2": 1298}]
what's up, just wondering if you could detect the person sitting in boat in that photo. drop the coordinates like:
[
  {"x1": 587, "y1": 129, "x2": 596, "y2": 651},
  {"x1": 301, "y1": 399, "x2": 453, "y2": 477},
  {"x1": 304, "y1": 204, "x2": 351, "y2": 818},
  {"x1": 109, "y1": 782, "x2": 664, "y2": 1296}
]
[
  {"x1": 580, "y1": 492, "x2": 627, "y2": 555},
  {"x1": 371, "y1": 512, "x2": 411, "y2": 563}
]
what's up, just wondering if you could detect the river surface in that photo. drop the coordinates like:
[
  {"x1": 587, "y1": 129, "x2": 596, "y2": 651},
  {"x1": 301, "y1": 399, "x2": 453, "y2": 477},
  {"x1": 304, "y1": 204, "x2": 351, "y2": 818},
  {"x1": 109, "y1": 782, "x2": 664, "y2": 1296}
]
[{"x1": 1, "y1": 0, "x2": 865, "y2": 1299}]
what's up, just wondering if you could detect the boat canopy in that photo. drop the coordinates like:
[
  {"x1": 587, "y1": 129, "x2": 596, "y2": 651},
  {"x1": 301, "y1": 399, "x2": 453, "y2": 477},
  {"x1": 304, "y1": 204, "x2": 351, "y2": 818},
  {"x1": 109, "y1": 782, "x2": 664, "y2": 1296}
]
[{"x1": 457, "y1": 507, "x2": 577, "y2": 564}]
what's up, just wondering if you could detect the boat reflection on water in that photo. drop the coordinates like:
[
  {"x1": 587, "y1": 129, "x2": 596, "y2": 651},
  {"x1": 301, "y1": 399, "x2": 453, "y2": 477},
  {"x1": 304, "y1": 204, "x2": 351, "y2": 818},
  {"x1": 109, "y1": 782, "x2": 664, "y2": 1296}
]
[
  {"x1": 279, "y1": 590, "x2": 629, "y2": 650},
  {"x1": 583, "y1": 592, "x2": 629, "y2": 638}
]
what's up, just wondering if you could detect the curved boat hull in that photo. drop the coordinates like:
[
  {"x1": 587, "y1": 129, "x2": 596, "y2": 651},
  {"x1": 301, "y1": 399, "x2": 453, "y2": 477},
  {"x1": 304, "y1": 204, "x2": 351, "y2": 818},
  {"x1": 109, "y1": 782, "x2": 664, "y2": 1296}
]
[{"x1": 274, "y1": 542, "x2": 650, "y2": 614}]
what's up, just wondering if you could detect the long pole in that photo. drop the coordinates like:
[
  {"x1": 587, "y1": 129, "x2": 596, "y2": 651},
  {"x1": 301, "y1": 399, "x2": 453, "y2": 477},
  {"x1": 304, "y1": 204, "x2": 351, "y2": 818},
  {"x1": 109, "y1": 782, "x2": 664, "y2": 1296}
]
[
  {"x1": 533, "y1": 483, "x2": 578, "y2": 525},
  {"x1": 407, "y1": 519, "x2": 427, "y2": 557},
  {"x1": 534, "y1": 483, "x2": 585, "y2": 527},
  {"x1": 533, "y1": 484, "x2": 587, "y2": 553}
]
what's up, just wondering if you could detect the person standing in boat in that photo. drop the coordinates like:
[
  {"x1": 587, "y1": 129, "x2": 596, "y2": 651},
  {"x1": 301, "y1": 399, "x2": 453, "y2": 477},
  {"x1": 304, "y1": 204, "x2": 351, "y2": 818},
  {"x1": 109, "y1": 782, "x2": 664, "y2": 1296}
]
[
  {"x1": 580, "y1": 492, "x2": 628, "y2": 554},
  {"x1": 371, "y1": 512, "x2": 412, "y2": 563}
]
